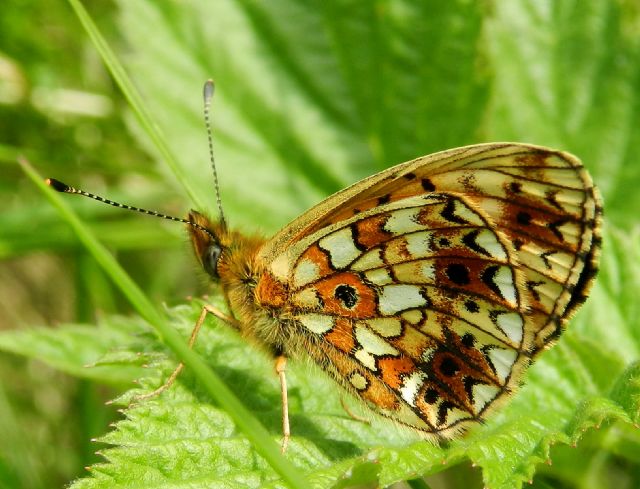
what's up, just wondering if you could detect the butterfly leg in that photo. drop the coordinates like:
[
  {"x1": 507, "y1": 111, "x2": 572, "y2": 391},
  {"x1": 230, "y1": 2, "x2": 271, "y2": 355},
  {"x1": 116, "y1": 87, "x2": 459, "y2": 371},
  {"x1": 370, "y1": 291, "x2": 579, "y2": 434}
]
[
  {"x1": 133, "y1": 304, "x2": 239, "y2": 402},
  {"x1": 274, "y1": 355, "x2": 290, "y2": 453},
  {"x1": 340, "y1": 396, "x2": 370, "y2": 424}
]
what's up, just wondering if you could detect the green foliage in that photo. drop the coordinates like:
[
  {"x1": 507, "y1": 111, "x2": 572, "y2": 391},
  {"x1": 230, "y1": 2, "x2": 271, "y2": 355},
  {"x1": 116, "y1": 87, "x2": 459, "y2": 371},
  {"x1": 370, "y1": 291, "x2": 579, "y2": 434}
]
[{"x1": 2, "y1": 0, "x2": 640, "y2": 488}]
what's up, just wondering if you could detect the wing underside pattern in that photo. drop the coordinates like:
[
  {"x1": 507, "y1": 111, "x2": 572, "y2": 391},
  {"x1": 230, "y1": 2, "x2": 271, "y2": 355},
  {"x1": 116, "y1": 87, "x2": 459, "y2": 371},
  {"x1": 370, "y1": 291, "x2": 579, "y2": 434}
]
[
  {"x1": 289, "y1": 194, "x2": 530, "y2": 435},
  {"x1": 259, "y1": 144, "x2": 601, "y2": 437}
]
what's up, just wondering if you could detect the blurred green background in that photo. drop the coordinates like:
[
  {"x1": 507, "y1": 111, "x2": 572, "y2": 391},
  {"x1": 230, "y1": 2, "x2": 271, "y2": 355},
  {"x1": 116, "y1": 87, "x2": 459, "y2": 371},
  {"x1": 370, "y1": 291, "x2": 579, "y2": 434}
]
[{"x1": 1, "y1": 1, "x2": 639, "y2": 488}]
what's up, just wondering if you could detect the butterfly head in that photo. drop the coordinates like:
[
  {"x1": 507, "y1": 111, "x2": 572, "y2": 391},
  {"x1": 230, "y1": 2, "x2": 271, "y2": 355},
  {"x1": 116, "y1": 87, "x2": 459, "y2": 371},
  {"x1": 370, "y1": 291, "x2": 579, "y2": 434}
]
[{"x1": 187, "y1": 210, "x2": 226, "y2": 279}]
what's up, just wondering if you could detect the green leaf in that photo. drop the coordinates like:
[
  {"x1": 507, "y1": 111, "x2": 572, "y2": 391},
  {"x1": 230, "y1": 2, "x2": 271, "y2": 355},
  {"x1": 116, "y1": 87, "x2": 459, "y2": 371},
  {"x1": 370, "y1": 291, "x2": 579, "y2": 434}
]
[
  {"x1": 0, "y1": 316, "x2": 145, "y2": 385},
  {"x1": 114, "y1": 0, "x2": 489, "y2": 232}
]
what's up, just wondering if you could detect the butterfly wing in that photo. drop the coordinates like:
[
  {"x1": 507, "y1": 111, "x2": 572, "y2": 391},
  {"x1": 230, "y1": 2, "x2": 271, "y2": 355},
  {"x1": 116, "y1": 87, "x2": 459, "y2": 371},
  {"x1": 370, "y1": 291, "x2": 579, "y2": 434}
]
[
  {"x1": 263, "y1": 143, "x2": 602, "y2": 349},
  {"x1": 257, "y1": 143, "x2": 601, "y2": 437}
]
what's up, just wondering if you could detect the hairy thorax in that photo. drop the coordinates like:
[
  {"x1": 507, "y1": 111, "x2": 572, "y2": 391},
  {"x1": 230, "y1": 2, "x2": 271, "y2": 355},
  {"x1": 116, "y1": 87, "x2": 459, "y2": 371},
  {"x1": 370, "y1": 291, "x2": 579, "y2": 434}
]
[{"x1": 215, "y1": 228, "x2": 295, "y2": 355}]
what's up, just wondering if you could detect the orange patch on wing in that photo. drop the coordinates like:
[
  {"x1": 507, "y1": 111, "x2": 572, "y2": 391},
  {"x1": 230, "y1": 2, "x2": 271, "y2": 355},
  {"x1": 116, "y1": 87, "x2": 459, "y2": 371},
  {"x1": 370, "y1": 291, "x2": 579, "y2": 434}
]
[
  {"x1": 385, "y1": 183, "x2": 426, "y2": 203},
  {"x1": 416, "y1": 202, "x2": 450, "y2": 228},
  {"x1": 383, "y1": 236, "x2": 412, "y2": 263},
  {"x1": 314, "y1": 272, "x2": 377, "y2": 317},
  {"x1": 428, "y1": 351, "x2": 486, "y2": 412},
  {"x1": 255, "y1": 271, "x2": 288, "y2": 308},
  {"x1": 514, "y1": 151, "x2": 550, "y2": 167},
  {"x1": 298, "y1": 243, "x2": 334, "y2": 278},
  {"x1": 354, "y1": 214, "x2": 391, "y2": 249},
  {"x1": 363, "y1": 376, "x2": 399, "y2": 410},
  {"x1": 501, "y1": 202, "x2": 579, "y2": 251},
  {"x1": 377, "y1": 356, "x2": 415, "y2": 389},
  {"x1": 324, "y1": 318, "x2": 355, "y2": 353}
]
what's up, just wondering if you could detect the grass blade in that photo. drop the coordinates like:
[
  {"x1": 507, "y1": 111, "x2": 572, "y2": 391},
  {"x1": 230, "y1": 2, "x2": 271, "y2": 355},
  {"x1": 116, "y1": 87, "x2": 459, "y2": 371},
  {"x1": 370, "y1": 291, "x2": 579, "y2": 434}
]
[{"x1": 19, "y1": 158, "x2": 308, "y2": 489}]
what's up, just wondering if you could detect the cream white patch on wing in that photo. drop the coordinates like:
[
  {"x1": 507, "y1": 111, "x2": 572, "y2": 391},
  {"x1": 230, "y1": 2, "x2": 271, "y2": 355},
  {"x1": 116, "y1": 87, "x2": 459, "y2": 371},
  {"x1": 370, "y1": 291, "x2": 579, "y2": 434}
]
[
  {"x1": 451, "y1": 199, "x2": 484, "y2": 226},
  {"x1": 293, "y1": 257, "x2": 320, "y2": 288},
  {"x1": 291, "y1": 288, "x2": 321, "y2": 309},
  {"x1": 378, "y1": 284, "x2": 428, "y2": 315},
  {"x1": 354, "y1": 349, "x2": 377, "y2": 371},
  {"x1": 384, "y1": 207, "x2": 425, "y2": 235},
  {"x1": 401, "y1": 309, "x2": 423, "y2": 325},
  {"x1": 439, "y1": 406, "x2": 471, "y2": 427},
  {"x1": 420, "y1": 347, "x2": 436, "y2": 363},
  {"x1": 298, "y1": 314, "x2": 335, "y2": 335},
  {"x1": 474, "y1": 228, "x2": 507, "y2": 260},
  {"x1": 495, "y1": 311, "x2": 524, "y2": 344},
  {"x1": 319, "y1": 227, "x2": 361, "y2": 269},
  {"x1": 399, "y1": 371, "x2": 427, "y2": 407},
  {"x1": 352, "y1": 249, "x2": 384, "y2": 271},
  {"x1": 349, "y1": 372, "x2": 368, "y2": 390},
  {"x1": 364, "y1": 267, "x2": 393, "y2": 285},
  {"x1": 355, "y1": 325, "x2": 399, "y2": 356},
  {"x1": 405, "y1": 231, "x2": 432, "y2": 258},
  {"x1": 365, "y1": 318, "x2": 402, "y2": 337},
  {"x1": 471, "y1": 383, "x2": 500, "y2": 412},
  {"x1": 487, "y1": 348, "x2": 517, "y2": 382},
  {"x1": 492, "y1": 266, "x2": 518, "y2": 306}
]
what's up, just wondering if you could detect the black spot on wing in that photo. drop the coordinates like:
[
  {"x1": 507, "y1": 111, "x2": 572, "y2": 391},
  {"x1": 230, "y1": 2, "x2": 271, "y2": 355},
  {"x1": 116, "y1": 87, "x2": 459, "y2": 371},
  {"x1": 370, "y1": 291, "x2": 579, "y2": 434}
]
[
  {"x1": 461, "y1": 333, "x2": 475, "y2": 348},
  {"x1": 335, "y1": 284, "x2": 358, "y2": 309},
  {"x1": 517, "y1": 211, "x2": 532, "y2": 226},
  {"x1": 424, "y1": 388, "x2": 438, "y2": 404},
  {"x1": 422, "y1": 178, "x2": 436, "y2": 191},
  {"x1": 464, "y1": 300, "x2": 480, "y2": 313},
  {"x1": 437, "y1": 400, "x2": 456, "y2": 426},
  {"x1": 446, "y1": 263, "x2": 471, "y2": 285},
  {"x1": 509, "y1": 181, "x2": 522, "y2": 193},
  {"x1": 440, "y1": 357, "x2": 460, "y2": 377}
]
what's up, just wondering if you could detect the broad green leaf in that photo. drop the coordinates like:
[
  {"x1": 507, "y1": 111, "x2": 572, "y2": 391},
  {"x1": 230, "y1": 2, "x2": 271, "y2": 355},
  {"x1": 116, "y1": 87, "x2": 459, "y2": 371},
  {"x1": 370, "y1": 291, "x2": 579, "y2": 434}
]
[
  {"x1": 114, "y1": 0, "x2": 489, "y2": 232},
  {"x1": 0, "y1": 317, "x2": 145, "y2": 385}
]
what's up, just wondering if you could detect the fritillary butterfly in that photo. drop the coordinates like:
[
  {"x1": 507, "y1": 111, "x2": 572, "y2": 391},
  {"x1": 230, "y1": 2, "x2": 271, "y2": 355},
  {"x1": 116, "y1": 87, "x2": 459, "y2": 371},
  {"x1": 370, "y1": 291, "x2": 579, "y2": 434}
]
[
  {"x1": 47, "y1": 83, "x2": 601, "y2": 449},
  {"x1": 186, "y1": 142, "x2": 601, "y2": 443}
]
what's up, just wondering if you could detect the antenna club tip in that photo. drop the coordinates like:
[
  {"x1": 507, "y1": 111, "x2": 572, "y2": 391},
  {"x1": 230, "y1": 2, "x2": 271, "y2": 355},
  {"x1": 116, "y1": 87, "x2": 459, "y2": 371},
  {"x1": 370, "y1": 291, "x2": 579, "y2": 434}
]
[
  {"x1": 46, "y1": 178, "x2": 70, "y2": 193},
  {"x1": 203, "y1": 79, "x2": 215, "y2": 102}
]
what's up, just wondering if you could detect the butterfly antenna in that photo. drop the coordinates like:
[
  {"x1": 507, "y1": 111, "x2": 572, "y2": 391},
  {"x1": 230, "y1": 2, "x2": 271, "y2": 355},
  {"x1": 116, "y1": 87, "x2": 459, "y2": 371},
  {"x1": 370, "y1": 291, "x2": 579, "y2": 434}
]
[
  {"x1": 203, "y1": 80, "x2": 227, "y2": 230},
  {"x1": 45, "y1": 178, "x2": 217, "y2": 240}
]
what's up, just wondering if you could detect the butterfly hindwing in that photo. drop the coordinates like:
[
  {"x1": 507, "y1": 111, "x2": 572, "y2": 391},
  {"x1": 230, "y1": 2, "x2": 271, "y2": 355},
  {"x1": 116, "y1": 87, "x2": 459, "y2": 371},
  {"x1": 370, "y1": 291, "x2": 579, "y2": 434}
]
[{"x1": 266, "y1": 193, "x2": 528, "y2": 436}]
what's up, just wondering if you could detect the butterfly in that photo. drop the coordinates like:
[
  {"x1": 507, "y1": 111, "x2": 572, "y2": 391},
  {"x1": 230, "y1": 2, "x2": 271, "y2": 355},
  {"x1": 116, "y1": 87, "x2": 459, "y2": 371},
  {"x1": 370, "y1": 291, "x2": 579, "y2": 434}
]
[
  {"x1": 47, "y1": 85, "x2": 601, "y2": 451},
  {"x1": 186, "y1": 142, "x2": 601, "y2": 446}
]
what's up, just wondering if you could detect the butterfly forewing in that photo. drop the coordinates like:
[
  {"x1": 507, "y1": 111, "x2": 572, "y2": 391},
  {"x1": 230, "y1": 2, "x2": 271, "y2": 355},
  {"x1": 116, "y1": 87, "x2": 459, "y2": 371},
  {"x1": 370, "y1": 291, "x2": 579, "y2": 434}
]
[{"x1": 256, "y1": 143, "x2": 601, "y2": 438}]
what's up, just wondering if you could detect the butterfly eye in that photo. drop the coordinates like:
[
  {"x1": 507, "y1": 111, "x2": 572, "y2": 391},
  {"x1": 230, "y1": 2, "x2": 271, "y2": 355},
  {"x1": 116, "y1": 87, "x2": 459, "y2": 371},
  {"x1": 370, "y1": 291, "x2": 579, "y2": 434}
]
[{"x1": 203, "y1": 243, "x2": 223, "y2": 278}]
